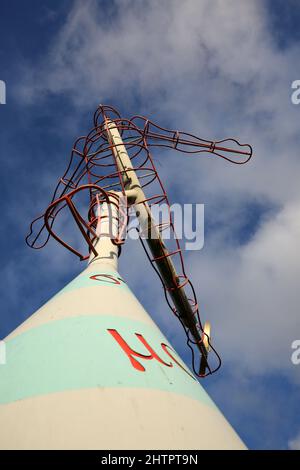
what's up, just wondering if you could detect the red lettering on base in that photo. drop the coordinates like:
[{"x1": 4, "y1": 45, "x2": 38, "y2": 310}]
[
  {"x1": 107, "y1": 329, "x2": 195, "y2": 380},
  {"x1": 107, "y1": 329, "x2": 172, "y2": 372}
]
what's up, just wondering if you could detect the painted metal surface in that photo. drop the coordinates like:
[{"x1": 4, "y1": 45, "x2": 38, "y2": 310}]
[
  {"x1": 0, "y1": 315, "x2": 212, "y2": 406},
  {"x1": 0, "y1": 260, "x2": 246, "y2": 449}
]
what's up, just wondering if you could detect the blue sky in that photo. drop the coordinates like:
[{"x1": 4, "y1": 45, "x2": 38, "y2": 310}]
[{"x1": 1, "y1": 0, "x2": 300, "y2": 450}]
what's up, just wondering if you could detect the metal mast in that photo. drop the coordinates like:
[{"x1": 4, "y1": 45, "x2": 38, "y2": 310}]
[
  {"x1": 0, "y1": 105, "x2": 252, "y2": 449},
  {"x1": 105, "y1": 119, "x2": 209, "y2": 374}
]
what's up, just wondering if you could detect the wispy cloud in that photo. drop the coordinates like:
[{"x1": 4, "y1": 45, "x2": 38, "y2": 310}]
[
  {"x1": 3, "y1": 0, "x2": 300, "y2": 449},
  {"x1": 288, "y1": 431, "x2": 300, "y2": 450}
]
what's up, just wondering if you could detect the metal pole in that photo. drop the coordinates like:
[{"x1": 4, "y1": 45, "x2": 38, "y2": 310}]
[
  {"x1": 105, "y1": 119, "x2": 209, "y2": 374},
  {"x1": 88, "y1": 192, "x2": 119, "y2": 270}
]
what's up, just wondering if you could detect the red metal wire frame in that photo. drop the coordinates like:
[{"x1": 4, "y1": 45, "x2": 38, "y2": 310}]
[
  {"x1": 137, "y1": 232, "x2": 220, "y2": 378},
  {"x1": 43, "y1": 184, "x2": 112, "y2": 260},
  {"x1": 88, "y1": 191, "x2": 128, "y2": 246},
  {"x1": 26, "y1": 114, "x2": 252, "y2": 255},
  {"x1": 129, "y1": 115, "x2": 253, "y2": 164},
  {"x1": 26, "y1": 104, "x2": 253, "y2": 377}
]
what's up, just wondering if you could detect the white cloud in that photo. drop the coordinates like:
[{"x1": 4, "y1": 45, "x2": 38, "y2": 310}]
[
  {"x1": 15, "y1": 0, "x2": 300, "y2": 377},
  {"x1": 7, "y1": 2, "x2": 300, "y2": 447},
  {"x1": 18, "y1": 0, "x2": 272, "y2": 109},
  {"x1": 288, "y1": 432, "x2": 300, "y2": 450},
  {"x1": 188, "y1": 200, "x2": 300, "y2": 379}
]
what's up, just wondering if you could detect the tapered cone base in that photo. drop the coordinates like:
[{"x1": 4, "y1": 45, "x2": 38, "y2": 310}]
[{"x1": 0, "y1": 261, "x2": 246, "y2": 449}]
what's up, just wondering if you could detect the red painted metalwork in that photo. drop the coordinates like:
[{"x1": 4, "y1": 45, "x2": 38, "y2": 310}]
[{"x1": 26, "y1": 104, "x2": 253, "y2": 377}]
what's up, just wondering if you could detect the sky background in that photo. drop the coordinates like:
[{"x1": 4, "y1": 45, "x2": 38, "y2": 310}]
[{"x1": 1, "y1": 0, "x2": 300, "y2": 450}]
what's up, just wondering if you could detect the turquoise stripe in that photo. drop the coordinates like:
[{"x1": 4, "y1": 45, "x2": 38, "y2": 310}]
[{"x1": 0, "y1": 315, "x2": 215, "y2": 408}]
